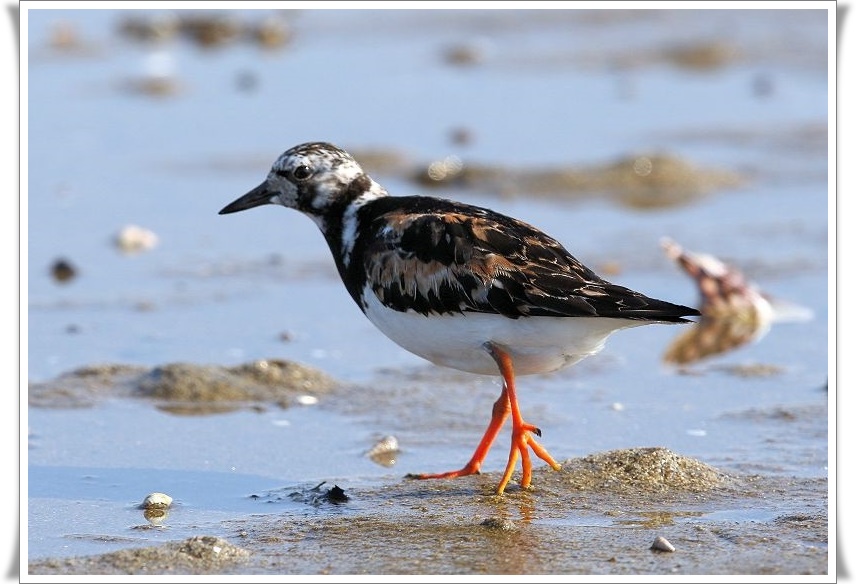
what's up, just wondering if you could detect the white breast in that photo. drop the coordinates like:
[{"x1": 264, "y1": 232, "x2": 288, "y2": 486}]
[{"x1": 360, "y1": 285, "x2": 646, "y2": 376}]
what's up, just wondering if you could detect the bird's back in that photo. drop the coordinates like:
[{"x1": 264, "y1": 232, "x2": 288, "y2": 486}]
[{"x1": 341, "y1": 195, "x2": 699, "y2": 324}]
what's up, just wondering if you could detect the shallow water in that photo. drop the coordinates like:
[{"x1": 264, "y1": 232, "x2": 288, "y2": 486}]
[{"x1": 24, "y1": 7, "x2": 830, "y2": 574}]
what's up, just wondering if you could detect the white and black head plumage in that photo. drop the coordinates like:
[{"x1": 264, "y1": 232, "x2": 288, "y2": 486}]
[{"x1": 219, "y1": 141, "x2": 387, "y2": 231}]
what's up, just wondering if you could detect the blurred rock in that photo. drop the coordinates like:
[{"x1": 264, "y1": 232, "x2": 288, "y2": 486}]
[
  {"x1": 249, "y1": 15, "x2": 293, "y2": 50},
  {"x1": 180, "y1": 13, "x2": 242, "y2": 48},
  {"x1": 119, "y1": 13, "x2": 180, "y2": 43},
  {"x1": 50, "y1": 258, "x2": 77, "y2": 284}
]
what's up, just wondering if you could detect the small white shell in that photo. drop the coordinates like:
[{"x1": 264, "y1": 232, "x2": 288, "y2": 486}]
[
  {"x1": 141, "y1": 492, "x2": 173, "y2": 510},
  {"x1": 115, "y1": 225, "x2": 159, "y2": 254},
  {"x1": 367, "y1": 435, "x2": 399, "y2": 456},
  {"x1": 366, "y1": 435, "x2": 400, "y2": 467},
  {"x1": 296, "y1": 395, "x2": 318, "y2": 406},
  {"x1": 651, "y1": 535, "x2": 676, "y2": 552}
]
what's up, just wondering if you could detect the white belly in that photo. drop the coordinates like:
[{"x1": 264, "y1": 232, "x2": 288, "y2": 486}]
[{"x1": 361, "y1": 287, "x2": 647, "y2": 376}]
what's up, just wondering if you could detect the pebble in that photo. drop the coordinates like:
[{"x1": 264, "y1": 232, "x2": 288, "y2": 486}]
[
  {"x1": 50, "y1": 258, "x2": 77, "y2": 283},
  {"x1": 480, "y1": 518, "x2": 517, "y2": 531},
  {"x1": 651, "y1": 535, "x2": 676, "y2": 552}
]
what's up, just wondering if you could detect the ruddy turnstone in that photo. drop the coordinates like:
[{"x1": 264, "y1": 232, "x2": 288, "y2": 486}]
[{"x1": 220, "y1": 142, "x2": 700, "y2": 495}]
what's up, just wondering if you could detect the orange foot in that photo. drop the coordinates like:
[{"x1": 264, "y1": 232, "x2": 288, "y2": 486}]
[{"x1": 407, "y1": 343, "x2": 562, "y2": 495}]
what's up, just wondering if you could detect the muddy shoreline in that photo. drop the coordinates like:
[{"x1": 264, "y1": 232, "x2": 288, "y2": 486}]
[
  {"x1": 27, "y1": 361, "x2": 828, "y2": 576},
  {"x1": 28, "y1": 449, "x2": 827, "y2": 576}
]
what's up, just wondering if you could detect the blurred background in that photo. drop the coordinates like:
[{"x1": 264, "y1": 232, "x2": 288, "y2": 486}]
[
  {"x1": 23, "y1": 6, "x2": 830, "y2": 568},
  {"x1": 26, "y1": 7, "x2": 828, "y2": 381}
]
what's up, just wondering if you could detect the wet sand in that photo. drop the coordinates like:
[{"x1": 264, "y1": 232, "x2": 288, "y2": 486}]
[
  {"x1": 28, "y1": 448, "x2": 827, "y2": 576},
  {"x1": 27, "y1": 360, "x2": 828, "y2": 576}
]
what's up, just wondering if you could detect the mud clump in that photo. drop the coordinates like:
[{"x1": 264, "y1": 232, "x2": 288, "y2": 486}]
[
  {"x1": 414, "y1": 152, "x2": 744, "y2": 210},
  {"x1": 29, "y1": 536, "x2": 249, "y2": 576},
  {"x1": 555, "y1": 447, "x2": 728, "y2": 493},
  {"x1": 28, "y1": 364, "x2": 149, "y2": 408},
  {"x1": 136, "y1": 360, "x2": 336, "y2": 403},
  {"x1": 29, "y1": 359, "x2": 339, "y2": 412}
]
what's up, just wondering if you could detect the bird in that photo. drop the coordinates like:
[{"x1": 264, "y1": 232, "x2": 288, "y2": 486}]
[{"x1": 219, "y1": 142, "x2": 701, "y2": 495}]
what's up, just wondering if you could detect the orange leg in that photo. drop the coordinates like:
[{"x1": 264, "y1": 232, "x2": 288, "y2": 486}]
[
  {"x1": 408, "y1": 343, "x2": 562, "y2": 494},
  {"x1": 488, "y1": 344, "x2": 562, "y2": 494},
  {"x1": 406, "y1": 384, "x2": 511, "y2": 481}
]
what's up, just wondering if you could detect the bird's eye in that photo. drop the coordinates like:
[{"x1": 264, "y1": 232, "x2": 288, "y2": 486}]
[{"x1": 292, "y1": 165, "x2": 313, "y2": 181}]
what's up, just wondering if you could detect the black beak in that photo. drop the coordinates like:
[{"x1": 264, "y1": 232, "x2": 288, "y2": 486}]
[{"x1": 219, "y1": 181, "x2": 276, "y2": 215}]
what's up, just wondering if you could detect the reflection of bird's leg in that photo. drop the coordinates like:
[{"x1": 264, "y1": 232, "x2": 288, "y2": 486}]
[{"x1": 486, "y1": 343, "x2": 562, "y2": 495}]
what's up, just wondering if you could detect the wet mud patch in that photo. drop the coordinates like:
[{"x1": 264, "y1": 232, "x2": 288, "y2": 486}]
[
  {"x1": 28, "y1": 448, "x2": 826, "y2": 576},
  {"x1": 28, "y1": 359, "x2": 340, "y2": 413},
  {"x1": 373, "y1": 150, "x2": 746, "y2": 210},
  {"x1": 222, "y1": 463, "x2": 825, "y2": 576}
]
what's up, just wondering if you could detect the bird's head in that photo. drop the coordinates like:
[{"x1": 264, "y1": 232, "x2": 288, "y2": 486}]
[{"x1": 219, "y1": 142, "x2": 383, "y2": 228}]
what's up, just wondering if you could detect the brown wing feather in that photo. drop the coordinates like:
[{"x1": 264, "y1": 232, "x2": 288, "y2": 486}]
[{"x1": 358, "y1": 196, "x2": 697, "y2": 322}]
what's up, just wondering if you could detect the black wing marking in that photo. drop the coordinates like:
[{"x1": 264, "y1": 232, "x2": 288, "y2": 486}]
[{"x1": 357, "y1": 197, "x2": 699, "y2": 322}]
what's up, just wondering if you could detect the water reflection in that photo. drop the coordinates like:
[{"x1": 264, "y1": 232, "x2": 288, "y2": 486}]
[
  {"x1": 142, "y1": 507, "x2": 170, "y2": 527},
  {"x1": 612, "y1": 509, "x2": 705, "y2": 529},
  {"x1": 475, "y1": 493, "x2": 538, "y2": 574}
]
